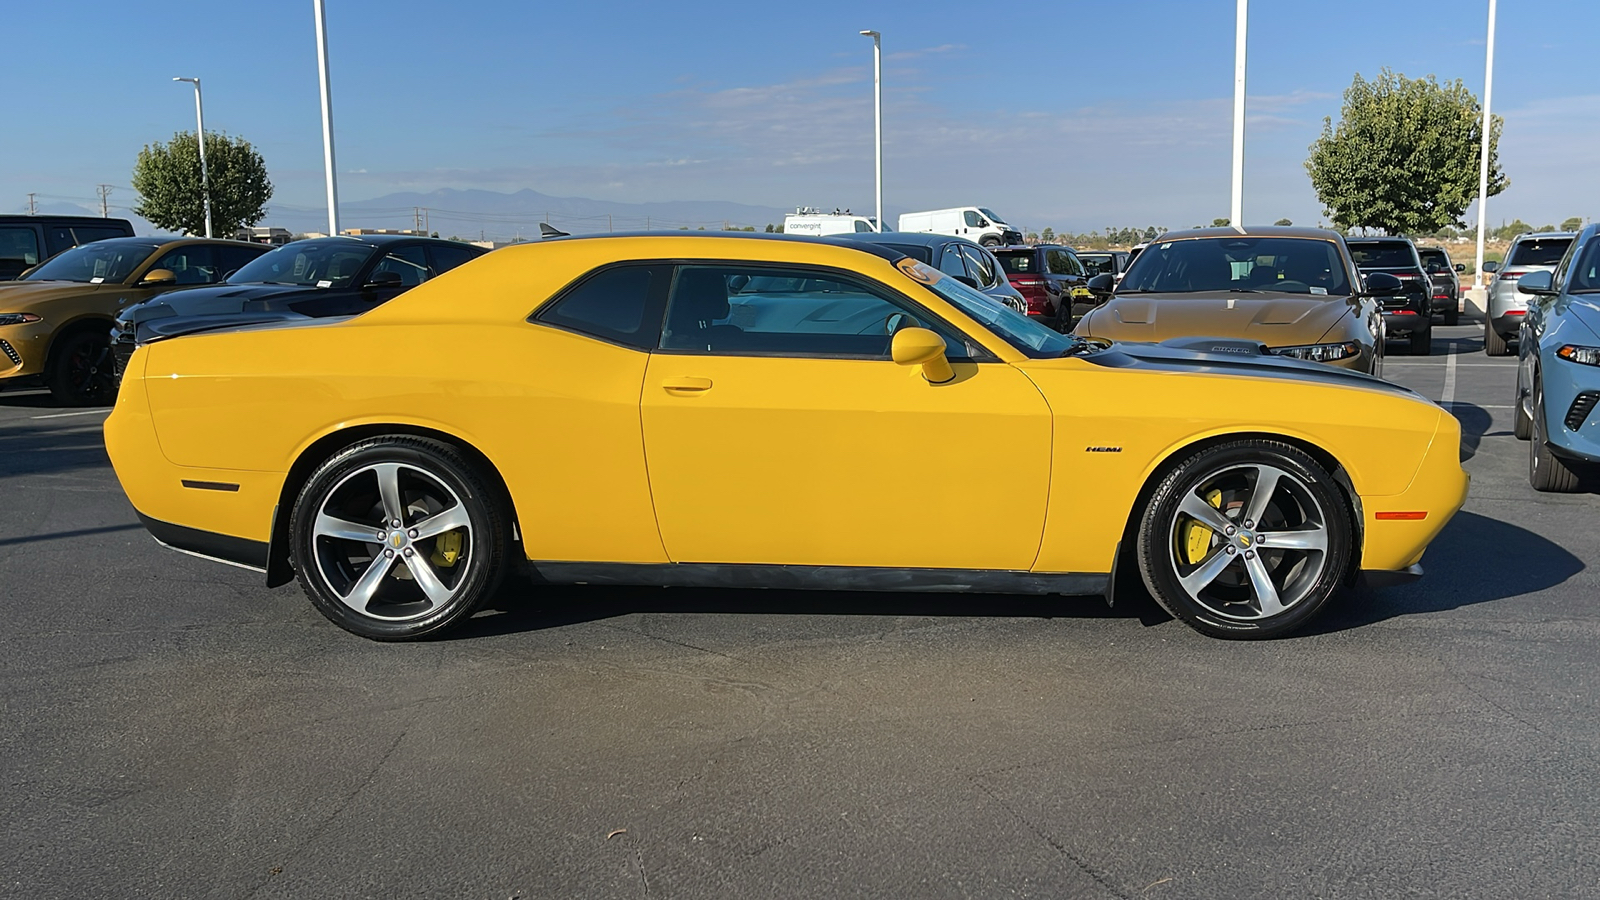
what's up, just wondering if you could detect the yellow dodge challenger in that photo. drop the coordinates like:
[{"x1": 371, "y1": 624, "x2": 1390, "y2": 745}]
[{"x1": 105, "y1": 234, "x2": 1468, "y2": 640}]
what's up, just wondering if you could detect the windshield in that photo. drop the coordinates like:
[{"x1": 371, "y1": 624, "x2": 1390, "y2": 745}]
[
  {"x1": 23, "y1": 240, "x2": 160, "y2": 283},
  {"x1": 229, "y1": 239, "x2": 377, "y2": 287},
  {"x1": 898, "y1": 258, "x2": 1083, "y2": 358},
  {"x1": 978, "y1": 208, "x2": 1005, "y2": 225},
  {"x1": 1566, "y1": 239, "x2": 1600, "y2": 293},
  {"x1": 1347, "y1": 242, "x2": 1417, "y2": 269},
  {"x1": 992, "y1": 250, "x2": 1038, "y2": 275},
  {"x1": 1077, "y1": 253, "x2": 1116, "y2": 276},
  {"x1": 1509, "y1": 237, "x2": 1572, "y2": 268},
  {"x1": 1418, "y1": 249, "x2": 1450, "y2": 270},
  {"x1": 1119, "y1": 236, "x2": 1351, "y2": 296}
]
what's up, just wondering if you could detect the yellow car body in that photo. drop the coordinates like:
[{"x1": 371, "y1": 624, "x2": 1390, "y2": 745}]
[{"x1": 106, "y1": 234, "x2": 1467, "y2": 638}]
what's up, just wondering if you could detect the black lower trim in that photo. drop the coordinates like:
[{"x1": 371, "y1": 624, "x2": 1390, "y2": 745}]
[
  {"x1": 136, "y1": 512, "x2": 270, "y2": 571},
  {"x1": 529, "y1": 561, "x2": 1109, "y2": 595},
  {"x1": 1362, "y1": 564, "x2": 1423, "y2": 588}
]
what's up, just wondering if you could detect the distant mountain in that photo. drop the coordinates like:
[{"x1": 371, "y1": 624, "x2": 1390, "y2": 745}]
[{"x1": 273, "y1": 188, "x2": 796, "y2": 240}]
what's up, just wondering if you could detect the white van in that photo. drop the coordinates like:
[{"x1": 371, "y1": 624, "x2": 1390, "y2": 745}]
[
  {"x1": 897, "y1": 207, "x2": 1022, "y2": 248},
  {"x1": 782, "y1": 208, "x2": 878, "y2": 236}
]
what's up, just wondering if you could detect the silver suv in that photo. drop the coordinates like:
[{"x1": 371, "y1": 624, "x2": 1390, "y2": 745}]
[{"x1": 1486, "y1": 232, "x2": 1575, "y2": 355}]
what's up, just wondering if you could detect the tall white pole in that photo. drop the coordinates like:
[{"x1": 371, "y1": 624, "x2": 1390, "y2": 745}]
[
  {"x1": 173, "y1": 78, "x2": 212, "y2": 238},
  {"x1": 1230, "y1": 0, "x2": 1247, "y2": 229},
  {"x1": 861, "y1": 30, "x2": 883, "y2": 232},
  {"x1": 1474, "y1": 0, "x2": 1497, "y2": 287},
  {"x1": 314, "y1": 0, "x2": 341, "y2": 236}
]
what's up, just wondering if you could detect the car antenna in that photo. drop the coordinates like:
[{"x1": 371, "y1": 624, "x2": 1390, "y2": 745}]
[{"x1": 539, "y1": 223, "x2": 570, "y2": 239}]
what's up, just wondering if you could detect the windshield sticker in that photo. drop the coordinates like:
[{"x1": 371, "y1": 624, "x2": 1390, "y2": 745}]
[
  {"x1": 315, "y1": 279, "x2": 333, "y2": 288},
  {"x1": 1160, "y1": 242, "x2": 1173, "y2": 250},
  {"x1": 90, "y1": 277, "x2": 104, "y2": 284},
  {"x1": 895, "y1": 257, "x2": 942, "y2": 285},
  {"x1": 1310, "y1": 286, "x2": 1327, "y2": 295}
]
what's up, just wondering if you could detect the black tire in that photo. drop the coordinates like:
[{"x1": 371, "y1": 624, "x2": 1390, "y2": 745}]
[
  {"x1": 46, "y1": 329, "x2": 117, "y2": 406},
  {"x1": 1529, "y1": 380, "x2": 1583, "y2": 493},
  {"x1": 289, "y1": 436, "x2": 507, "y2": 640},
  {"x1": 1484, "y1": 320, "x2": 1510, "y2": 356},
  {"x1": 1442, "y1": 306, "x2": 1460, "y2": 326},
  {"x1": 980, "y1": 236, "x2": 1001, "y2": 249},
  {"x1": 1135, "y1": 440, "x2": 1353, "y2": 639},
  {"x1": 1513, "y1": 380, "x2": 1533, "y2": 441},
  {"x1": 1408, "y1": 326, "x2": 1433, "y2": 356}
]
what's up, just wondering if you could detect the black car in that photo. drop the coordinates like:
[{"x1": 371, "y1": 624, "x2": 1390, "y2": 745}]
[
  {"x1": 112, "y1": 235, "x2": 488, "y2": 376},
  {"x1": 991, "y1": 244, "x2": 1092, "y2": 330},
  {"x1": 824, "y1": 232, "x2": 1027, "y2": 315},
  {"x1": 0, "y1": 215, "x2": 136, "y2": 280},
  {"x1": 1347, "y1": 237, "x2": 1434, "y2": 355},
  {"x1": 1417, "y1": 246, "x2": 1465, "y2": 325}
]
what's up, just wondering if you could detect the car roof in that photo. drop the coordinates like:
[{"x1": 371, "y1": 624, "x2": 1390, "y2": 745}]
[
  {"x1": 828, "y1": 231, "x2": 976, "y2": 254},
  {"x1": 992, "y1": 243, "x2": 1074, "y2": 253},
  {"x1": 539, "y1": 230, "x2": 909, "y2": 262},
  {"x1": 0, "y1": 214, "x2": 134, "y2": 226},
  {"x1": 1157, "y1": 225, "x2": 1346, "y2": 242},
  {"x1": 1345, "y1": 236, "x2": 1415, "y2": 245},
  {"x1": 1511, "y1": 231, "x2": 1578, "y2": 242}
]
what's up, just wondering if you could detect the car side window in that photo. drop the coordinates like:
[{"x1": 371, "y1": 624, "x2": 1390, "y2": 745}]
[
  {"x1": 533, "y1": 263, "x2": 671, "y2": 350},
  {"x1": 963, "y1": 210, "x2": 984, "y2": 228},
  {"x1": 1047, "y1": 249, "x2": 1083, "y2": 277},
  {"x1": 216, "y1": 244, "x2": 267, "y2": 278},
  {"x1": 369, "y1": 246, "x2": 431, "y2": 286},
  {"x1": 428, "y1": 244, "x2": 482, "y2": 275},
  {"x1": 152, "y1": 246, "x2": 220, "y2": 284},
  {"x1": 71, "y1": 226, "x2": 129, "y2": 244},
  {"x1": 937, "y1": 246, "x2": 968, "y2": 279},
  {"x1": 658, "y1": 264, "x2": 972, "y2": 360},
  {"x1": 959, "y1": 245, "x2": 998, "y2": 289},
  {"x1": 0, "y1": 227, "x2": 40, "y2": 279},
  {"x1": 1552, "y1": 238, "x2": 1582, "y2": 293}
]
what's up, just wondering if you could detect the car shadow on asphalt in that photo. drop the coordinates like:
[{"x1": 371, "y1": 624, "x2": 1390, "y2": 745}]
[
  {"x1": 1306, "y1": 509, "x2": 1585, "y2": 635},
  {"x1": 1452, "y1": 401, "x2": 1494, "y2": 461}
]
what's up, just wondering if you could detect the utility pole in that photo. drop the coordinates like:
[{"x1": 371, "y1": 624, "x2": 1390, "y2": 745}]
[
  {"x1": 26, "y1": 193, "x2": 36, "y2": 215},
  {"x1": 608, "y1": 214, "x2": 613, "y2": 233},
  {"x1": 1230, "y1": 0, "x2": 1247, "y2": 229},
  {"x1": 413, "y1": 206, "x2": 423, "y2": 233},
  {"x1": 1474, "y1": 0, "x2": 1498, "y2": 288},
  {"x1": 97, "y1": 184, "x2": 113, "y2": 217}
]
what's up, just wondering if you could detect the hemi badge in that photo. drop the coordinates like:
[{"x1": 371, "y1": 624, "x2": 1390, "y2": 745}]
[
  {"x1": 1085, "y1": 446, "x2": 1123, "y2": 453},
  {"x1": 181, "y1": 480, "x2": 241, "y2": 492}
]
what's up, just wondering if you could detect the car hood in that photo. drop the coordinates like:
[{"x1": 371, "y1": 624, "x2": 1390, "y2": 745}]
[
  {"x1": 1066, "y1": 337, "x2": 1419, "y2": 399},
  {"x1": 0, "y1": 281, "x2": 119, "y2": 309},
  {"x1": 117, "y1": 282, "x2": 318, "y2": 325},
  {"x1": 1079, "y1": 291, "x2": 1356, "y2": 346}
]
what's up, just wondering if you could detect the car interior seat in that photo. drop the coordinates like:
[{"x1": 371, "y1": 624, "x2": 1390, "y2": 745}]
[{"x1": 665, "y1": 269, "x2": 744, "y2": 352}]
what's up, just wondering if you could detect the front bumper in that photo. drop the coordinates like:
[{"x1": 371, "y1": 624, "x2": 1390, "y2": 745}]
[
  {"x1": 0, "y1": 321, "x2": 51, "y2": 381},
  {"x1": 1536, "y1": 351, "x2": 1600, "y2": 465}
]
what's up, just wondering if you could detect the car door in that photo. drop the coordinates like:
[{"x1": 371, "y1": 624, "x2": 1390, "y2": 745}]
[{"x1": 640, "y1": 262, "x2": 1053, "y2": 570}]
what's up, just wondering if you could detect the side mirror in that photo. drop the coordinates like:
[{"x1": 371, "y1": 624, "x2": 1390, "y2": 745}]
[
  {"x1": 891, "y1": 327, "x2": 955, "y2": 384},
  {"x1": 1454, "y1": 263, "x2": 1466, "y2": 273},
  {"x1": 1086, "y1": 272, "x2": 1115, "y2": 292},
  {"x1": 366, "y1": 271, "x2": 403, "y2": 287},
  {"x1": 1362, "y1": 272, "x2": 1404, "y2": 297},
  {"x1": 953, "y1": 274, "x2": 979, "y2": 289},
  {"x1": 1483, "y1": 260, "x2": 1500, "y2": 273},
  {"x1": 140, "y1": 268, "x2": 176, "y2": 286},
  {"x1": 1516, "y1": 270, "x2": 1556, "y2": 296}
]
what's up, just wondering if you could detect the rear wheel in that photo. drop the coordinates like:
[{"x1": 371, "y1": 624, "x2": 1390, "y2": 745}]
[
  {"x1": 1529, "y1": 381, "x2": 1584, "y2": 493},
  {"x1": 46, "y1": 329, "x2": 116, "y2": 406},
  {"x1": 980, "y1": 236, "x2": 1001, "y2": 249},
  {"x1": 1484, "y1": 321, "x2": 1510, "y2": 356},
  {"x1": 1408, "y1": 326, "x2": 1433, "y2": 356},
  {"x1": 1441, "y1": 305, "x2": 1460, "y2": 326},
  {"x1": 1513, "y1": 380, "x2": 1533, "y2": 441},
  {"x1": 1136, "y1": 441, "x2": 1353, "y2": 639},
  {"x1": 289, "y1": 436, "x2": 507, "y2": 640}
]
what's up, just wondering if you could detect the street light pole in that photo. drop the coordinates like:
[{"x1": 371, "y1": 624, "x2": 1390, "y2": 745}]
[
  {"x1": 1474, "y1": 0, "x2": 1497, "y2": 288},
  {"x1": 172, "y1": 77, "x2": 212, "y2": 238},
  {"x1": 860, "y1": 30, "x2": 882, "y2": 233},
  {"x1": 313, "y1": 0, "x2": 341, "y2": 236},
  {"x1": 1230, "y1": 0, "x2": 1247, "y2": 229}
]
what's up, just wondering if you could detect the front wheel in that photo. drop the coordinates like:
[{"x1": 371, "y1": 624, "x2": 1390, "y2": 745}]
[
  {"x1": 1408, "y1": 326, "x2": 1433, "y2": 356},
  {"x1": 289, "y1": 436, "x2": 507, "y2": 640},
  {"x1": 1529, "y1": 382, "x2": 1584, "y2": 493},
  {"x1": 980, "y1": 237, "x2": 1001, "y2": 249},
  {"x1": 47, "y1": 329, "x2": 117, "y2": 406},
  {"x1": 1136, "y1": 441, "x2": 1354, "y2": 639}
]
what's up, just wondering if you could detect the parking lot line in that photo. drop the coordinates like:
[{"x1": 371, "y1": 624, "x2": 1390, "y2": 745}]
[
  {"x1": 1440, "y1": 352, "x2": 1457, "y2": 407},
  {"x1": 30, "y1": 409, "x2": 110, "y2": 419}
]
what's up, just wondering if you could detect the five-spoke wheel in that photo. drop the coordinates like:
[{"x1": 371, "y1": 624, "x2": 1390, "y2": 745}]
[
  {"x1": 1137, "y1": 441, "x2": 1353, "y2": 638},
  {"x1": 290, "y1": 437, "x2": 506, "y2": 640}
]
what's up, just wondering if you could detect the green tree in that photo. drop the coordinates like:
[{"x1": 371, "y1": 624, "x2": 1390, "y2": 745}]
[
  {"x1": 1274, "y1": 218, "x2": 1293, "y2": 226},
  {"x1": 1493, "y1": 219, "x2": 1531, "y2": 240},
  {"x1": 1211, "y1": 217, "x2": 1230, "y2": 227},
  {"x1": 1307, "y1": 70, "x2": 1506, "y2": 235},
  {"x1": 1561, "y1": 216, "x2": 1584, "y2": 232},
  {"x1": 132, "y1": 131, "x2": 272, "y2": 236},
  {"x1": 1041, "y1": 226, "x2": 1055, "y2": 242}
]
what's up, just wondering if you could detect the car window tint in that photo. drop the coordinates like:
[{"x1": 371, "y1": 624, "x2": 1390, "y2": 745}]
[
  {"x1": 534, "y1": 264, "x2": 670, "y2": 350},
  {"x1": 1122, "y1": 237, "x2": 1351, "y2": 296},
  {"x1": 853, "y1": 220, "x2": 873, "y2": 233},
  {"x1": 0, "y1": 227, "x2": 40, "y2": 277},
  {"x1": 993, "y1": 251, "x2": 1035, "y2": 274},
  {"x1": 369, "y1": 246, "x2": 431, "y2": 286},
  {"x1": 216, "y1": 244, "x2": 267, "y2": 277},
  {"x1": 71, "y1": 226, "x2": 129, "y2": 244},
  {"x1": 429, "y1": 243, "x2": 482, "y2": 275},
  {"x1": 963, "y1": 210, "x2": 983, "y2": 228},
  {"x1": 937, "y1": 246, "x2": 968, "y2": 279},
  {"x1": 1564, "y1": 240, "x2": 1600, "y2": 293},
  {"x1": 1508, "y1": 238, "x2": 1573, "y2": 267},
  {"x1": 659, "y1": 264, "x2": 969, "y2": 360},
  {"x1": 1046, "y1": 249, "x2": 1082, "y2": 276},
  {"x1": 1348, "y1": 243, "x2": 1417, "y2": 268},
  {"x1": 152, "y1": 246, "x2": 220, "y2": 284},
  {"x1": 1418, "y1": 249, "x2": 1449, "y2": 271},
  {"x1": 959, "y1": 246, "x2": 997, "y2": 288}
]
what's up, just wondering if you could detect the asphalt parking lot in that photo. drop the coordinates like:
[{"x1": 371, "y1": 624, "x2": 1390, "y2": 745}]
[{"x1": 3, "y1": 323, "x2": 1597, "y2": 899}]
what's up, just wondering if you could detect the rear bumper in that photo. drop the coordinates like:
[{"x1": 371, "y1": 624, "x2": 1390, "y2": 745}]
[
  {"x1": 135, "y1": 511, "x2": 269, "y2": 572},
  {"x1": 1362, "y1": 563, "x2": 1423, "y2": 588},
  {"x1": 1382, "y1": 312, "x2": 1431, "y2": 335},
  {"x1": 1357, "y1": 412, "x2": 1470, "y2": 572}
]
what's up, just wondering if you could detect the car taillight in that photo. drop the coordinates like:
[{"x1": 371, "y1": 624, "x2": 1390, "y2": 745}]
[
  {"x1": 1506, "y1": 309, "x2": 1526, "y2": 315},
  {"x1": 1027, "y1": 294, "x2": 1049, "y2": 315},
  {"x1": 1392, "y1": 310, "x2": 1418, "y2": 315},
  {"x1": 1010, "y1": 277, "x2": 1042, "y2": 286},
  {"x1": 1499, "y1": 270, "x2": 1525, "y2": 281}
]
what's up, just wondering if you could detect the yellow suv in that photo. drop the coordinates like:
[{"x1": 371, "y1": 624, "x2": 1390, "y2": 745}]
[{"x1": 0, "y1": 236, "x2": 268, "y2": 405}]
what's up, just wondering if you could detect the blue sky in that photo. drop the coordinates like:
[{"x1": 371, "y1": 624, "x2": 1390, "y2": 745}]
[{"x1": 3, "y1": 0, "x2": 1595, "y2": 236}]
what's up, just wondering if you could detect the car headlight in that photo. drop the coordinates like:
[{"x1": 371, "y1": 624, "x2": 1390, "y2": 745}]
[
  {"x1": 0, "y1": 313, "x2": 42, "y2": 327},
  {"x1": 1270, "y1": 341, "x2": 1361, "y2": 362},
  {"x1": 1556, "y1": 345, "x2": 1600, "y2": 366}
]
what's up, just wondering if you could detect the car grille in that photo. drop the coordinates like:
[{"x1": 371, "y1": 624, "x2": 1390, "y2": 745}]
[
  {"x1": 0, "y1": 339, "x2": 19, "y2": 366},
  {"x1": 1565, "y1": 392, "x2": 1600, "y2": 431},
  {"x1": 111, "y1": 339, "x2": 135, "y2": 383}
]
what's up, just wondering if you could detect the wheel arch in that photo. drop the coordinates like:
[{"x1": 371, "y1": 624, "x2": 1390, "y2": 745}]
[
  {"x1": 1114, "y1": 430, "x2": 1364, "y2": 571},
  {"x1": 42, "y1": 314, "x2": 117, "y2": 367},
  {"x1": 265, "y1": 422, "x2": 518, "y2": 587}
]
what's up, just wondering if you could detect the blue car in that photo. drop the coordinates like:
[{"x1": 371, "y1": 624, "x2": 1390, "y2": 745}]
[{"x1": 1514, "y1": 222, "x2": 1600, "y2": 491}]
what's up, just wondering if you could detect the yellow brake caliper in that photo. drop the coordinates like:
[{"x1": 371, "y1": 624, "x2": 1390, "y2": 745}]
[
  {"x1": 430, "y1": 530, "x2": 464, "y2": 568},
  {"x1": 1184, "y1": 489, "x2": 1225, "y2": 564}
]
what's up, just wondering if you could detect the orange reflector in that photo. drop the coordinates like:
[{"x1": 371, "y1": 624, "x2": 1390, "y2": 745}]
[{"x1": 1375, "y1": 511, "x2": 1428, "y2": 521}]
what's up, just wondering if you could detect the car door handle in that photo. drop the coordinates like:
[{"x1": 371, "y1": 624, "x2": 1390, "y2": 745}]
[{"x1": 661, "y1": 376, "x2": 713, "y2": 394}]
